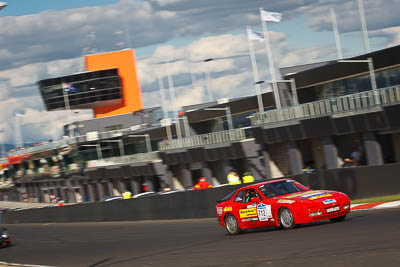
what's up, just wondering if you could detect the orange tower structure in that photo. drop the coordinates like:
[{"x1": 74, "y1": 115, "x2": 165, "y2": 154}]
[{"x1": 85, "y1": 49, "x2": 143, "y2": 118}]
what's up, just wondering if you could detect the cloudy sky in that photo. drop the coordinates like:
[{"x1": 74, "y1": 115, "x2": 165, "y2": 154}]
[{"x1": 0, "y1": 0, "x2": 399, "y2": 146}]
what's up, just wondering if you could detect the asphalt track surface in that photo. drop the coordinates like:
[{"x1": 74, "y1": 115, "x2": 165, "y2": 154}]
[{"x1": 1, "y1": 208, "x2": 400, "y2": 267}]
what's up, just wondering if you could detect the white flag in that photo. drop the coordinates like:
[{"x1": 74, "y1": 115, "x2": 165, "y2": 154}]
[
  {"x1": 261, "y1": 10, "x2": 282, "y2": 22},
  {"x1": 247, "y1": 28, "x2": 264, "y2": 42}
]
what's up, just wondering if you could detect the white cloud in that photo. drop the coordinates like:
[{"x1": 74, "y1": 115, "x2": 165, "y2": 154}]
[
  {"x1": 151, "y1": 0, "x2": 184, "y2": 6},
  {"x1": 370, "y1": 26, "x2": 400, "y2": 47},
  {"x1": 174, "y1": 85, "x2": 206, "y2": 109},
  {"x1": 300, "y1": 0, "x2": 400, "y2": 34}
]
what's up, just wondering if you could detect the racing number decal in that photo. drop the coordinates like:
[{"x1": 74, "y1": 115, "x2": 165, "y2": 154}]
[{"x1": 257, "y1": 203, "x2": 272, "y2": 221}]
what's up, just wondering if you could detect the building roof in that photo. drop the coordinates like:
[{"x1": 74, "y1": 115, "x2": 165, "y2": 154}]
[{"x1": 283, "y1": 45, "x2": 400, "y2": 89}]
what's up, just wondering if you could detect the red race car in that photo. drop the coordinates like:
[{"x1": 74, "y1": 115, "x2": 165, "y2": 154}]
[{"x1": 216, "y1": 179, "x2": 351, "y2": 235}]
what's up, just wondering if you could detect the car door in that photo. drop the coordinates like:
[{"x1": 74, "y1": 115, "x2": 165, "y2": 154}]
[
  {"x1": 232, "y1": 188, "x2": 270, "y2": 229},
  {"x1": 254, "y1": 187, "x2": 276, "y2": 228},
  {"x1": 231, "y1": 189, "x2": 257, "y2": 229}
]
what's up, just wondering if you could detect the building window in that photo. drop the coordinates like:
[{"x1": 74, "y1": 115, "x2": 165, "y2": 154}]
[{"x1": 298, "y1": 66, "x2": 400, "y2": 104}]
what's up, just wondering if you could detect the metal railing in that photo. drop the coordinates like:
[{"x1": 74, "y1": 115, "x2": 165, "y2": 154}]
[
  {"x1": 87, "y1": 152, "x2": 160, "y2": 167},
  {"x1": 7, "y1": 124, "x2": 161, "y2": 157},
  {"x1": 251, "y1": 86, "x2": 400, "y2": 127},
  {"x1": 99, "y1": 128, "x2": 132, "y2": 139},
  {"x1": 158, "y1": 128, "x2": 247, "y2": 151},
  {"x1": 7, "y1": 139, "x2": 72, "y2": 157}
]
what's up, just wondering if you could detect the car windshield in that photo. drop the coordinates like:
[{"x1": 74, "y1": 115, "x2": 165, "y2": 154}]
[{"x1": 259, "y1": 180, "x2": 305, "y2": 198}]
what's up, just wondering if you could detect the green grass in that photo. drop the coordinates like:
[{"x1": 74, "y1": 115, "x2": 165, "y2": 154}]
[{"x1": 351, "y1": 194, "x2": 400, "y2": 204}]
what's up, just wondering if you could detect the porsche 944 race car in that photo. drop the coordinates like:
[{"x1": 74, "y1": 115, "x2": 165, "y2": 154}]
[{"x1": 216, "y1": 179, "x2": 350, "y2": 235}]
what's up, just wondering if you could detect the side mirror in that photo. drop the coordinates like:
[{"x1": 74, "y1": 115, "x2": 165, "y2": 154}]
[
  {"x1": 250, "y1": 196, "x2": 261, "y2": 203},
  {"x1": 234, "y1": 197, "x2": 243, "y2": 202}
]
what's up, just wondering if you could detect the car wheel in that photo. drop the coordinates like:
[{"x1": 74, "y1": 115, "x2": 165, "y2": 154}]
[
  {"x1": 225, "y1": 214, "x2": 241, "y2": 235},
  {"x1": 279, "y1": 207, "x2": 296, "y2": 230},
  {"x1": 330, "y1": 215, "x2": 346, "y2": 222}
]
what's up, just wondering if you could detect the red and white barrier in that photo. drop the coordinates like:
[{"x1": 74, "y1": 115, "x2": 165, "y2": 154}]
[{"x1": 351, "y1": 200, "x2": 400, "y2": 210}]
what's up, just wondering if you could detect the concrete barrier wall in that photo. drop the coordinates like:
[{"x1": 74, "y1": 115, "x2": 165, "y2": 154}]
[{"x1": 3, "y1": 164, "x2": 400, "y2": 224}]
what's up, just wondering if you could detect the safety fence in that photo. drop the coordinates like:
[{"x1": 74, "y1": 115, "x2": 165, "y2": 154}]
[
  {"x1": 7, "y1": 125, "x2": 159, "y2": 157},
  {"x1": 87, "y1": 152, "x2": 160, "y2": 167},
  {"x1": 158, "y1": 128, "x2": 247, "y2": 151},
  {"x1": 251, "y1": 86, "x2": 400, "y2": 127}
]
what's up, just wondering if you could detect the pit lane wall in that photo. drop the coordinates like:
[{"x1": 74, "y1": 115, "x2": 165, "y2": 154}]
[{"x1": 3, "y1": 164, "x2": 400, "y2": 224}]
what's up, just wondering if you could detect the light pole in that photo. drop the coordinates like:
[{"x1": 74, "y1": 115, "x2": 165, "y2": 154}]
[
  {"x1": 171, "y1": 116, "x2": 191, "y2": 138},
  {"x1": 338, "y1": 58, "x2": 378, "y2": 103},
  {"x1": 165, "y1": 61, "x2": 183, "y2": 139},
  {"x1": 0, "y1": 2, "x2": 7, "y2": 11},
  {"x1": 330, "y1": 8, "x2": 343, "y2": 59},
  {"x1": 14, "y1": 113, "x2": 24, "y2": 149},
  {"x1": 246, "y1": 26, "x2": 264, "y2": 113},
  {"x1": 101, "y1": 140, "x2": 125, "y2": 156},
  {"x1": 158, "y1": 74, "x2": 173, "y2": 140},
  {"x1": 128, "y1": 134, "x2": 151, "y2": 153},
  {"x1": 190, "y1": 55, "x2": 248, "y2": 104},
  {"x1": 203, "y1": 107, "x2": 233, "y2": 131},
  {"x1": 180, "y1": 116, "x2": 191, "y2": 138},
  {"x1": 255, "y1": 78, "x2": 298, "y2": 106},
  {"x1": 203, "y1": 58, "x2": 215, "y2": 103},
  {"x1": 0, "y1": 129, "x2": 5, "y2": 158},
  {"x1": 81, "y1": 144, "x2": 102, "y2": 159}
]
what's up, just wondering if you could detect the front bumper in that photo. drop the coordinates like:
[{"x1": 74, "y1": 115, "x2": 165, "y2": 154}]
[{"x1": 308, "y1": 202, "x2": 350, "y2": 222}]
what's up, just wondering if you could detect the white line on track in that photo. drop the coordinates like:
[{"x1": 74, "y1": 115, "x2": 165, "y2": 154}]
[{"x1": 0, "y1": 261, "x2": 57, "y2": 267}]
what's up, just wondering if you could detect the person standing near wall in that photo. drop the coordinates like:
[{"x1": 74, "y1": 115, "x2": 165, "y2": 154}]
[
  {"x1": 242, "y1": 172, "x2": 255, "y2": 183},
  {"x1": 122, "y1": 191, "x2": 132, "y2": 199},
  {"x1": 193, "y1": 177, "x2": 213, "y2": 190},
  {"x1": 227, "y1": 171, "x2": 241, "y2": 185},
  {"x1": 351, "y1": 147, "x2": 361, "y2": 166}
]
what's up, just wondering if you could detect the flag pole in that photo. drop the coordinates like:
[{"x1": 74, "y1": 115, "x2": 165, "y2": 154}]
[
  {"x1": 190, "y1": 64, "x2": 198, "y2": 92},
  {"x1": 203, "y1": 61, "x2": 214, "y2": 102},
  {"x1": 61, "y1": 82, "x2": 74, "y2": 137},
  {"x1": 259, "y1": 8, "x2": 281, "y2": 109},
  {"x1": 246, "y1": 26, "x2": 264, "y2": 113},
  {"x1": 330, "y1": 8, "x2": 343, "y2": 59},
  {"x1": 357, "y1": 0, "x2": 371, "y2": 53}
]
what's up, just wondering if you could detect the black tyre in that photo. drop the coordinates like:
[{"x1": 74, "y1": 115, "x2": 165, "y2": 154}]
[
  {"x1": 279, "y1": 207, "x2": 296, "y2": 230},
  {"x1": 330, "y1": 215, "x2": 346, "y2": 223},
  {"x1": 224, "y1": 214, "x2": 241, "y2": 235}
]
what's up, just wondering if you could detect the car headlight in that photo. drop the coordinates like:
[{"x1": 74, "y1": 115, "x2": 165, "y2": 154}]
[
  {"x1": 1, "y1": 232, "x2": 8, "y2": 238},
  {"x1": 309, "y1": 208, "x2": 322, "y2": 217},
  {"x1": 343, "y1": 204, "x2": 350, "y2": 209}
]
